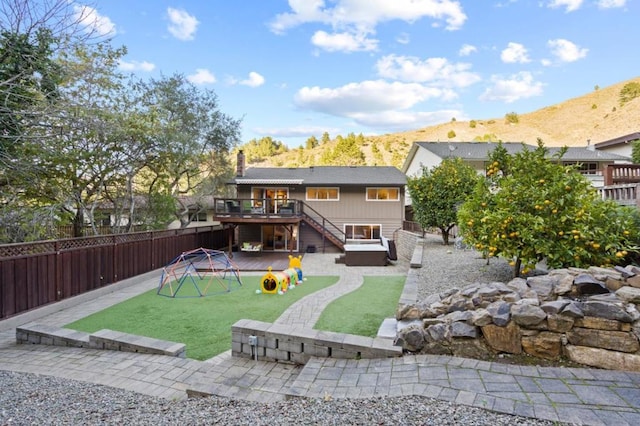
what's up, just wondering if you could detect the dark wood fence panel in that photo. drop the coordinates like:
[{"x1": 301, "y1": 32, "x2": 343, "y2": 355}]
[{"x1": 0, "y1": 225, "x2": 230, "y2": 320}]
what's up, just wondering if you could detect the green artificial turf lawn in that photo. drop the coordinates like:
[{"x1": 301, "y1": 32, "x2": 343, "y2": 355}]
[
  {"x1": 314, "y1": 276, "x2": 405, "y2": 337},
  {"x1": 65, "y1": 275, "x2": 337, "y2": 360}
]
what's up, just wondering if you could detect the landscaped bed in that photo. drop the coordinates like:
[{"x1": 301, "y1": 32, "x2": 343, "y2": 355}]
[{"x1": 65, "y1": 276, "x2": 338, "y2": 360}]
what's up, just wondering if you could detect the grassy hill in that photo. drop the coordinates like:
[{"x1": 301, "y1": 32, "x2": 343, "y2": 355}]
[{"x1": 245, "y1": 76, "x2": 640, "y2": 169}]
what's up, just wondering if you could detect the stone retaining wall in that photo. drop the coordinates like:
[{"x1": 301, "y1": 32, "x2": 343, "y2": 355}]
[
  {"x1": 395, "y1": 230, "x2": 421, "y2": 261},
  {"x1": 232, "y1": 319, "x2": 402, "y2": 364},
  {"x1": 16, "y1": 323, "x2": 186, "y2": 357},
  {"x1": 395, "y1": 265, "x2": 640, "y2": 371}
]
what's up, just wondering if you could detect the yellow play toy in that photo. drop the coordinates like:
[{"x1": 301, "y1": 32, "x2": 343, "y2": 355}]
[{"x1": 259, "y1": 255, "x2": 303, "y2": 295}]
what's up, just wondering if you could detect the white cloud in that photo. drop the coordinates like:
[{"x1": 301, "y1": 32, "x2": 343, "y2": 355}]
[
  {"x1": 311, "y1": 30, "x2": 378, "y2": 52},
  {"x1": 546, "y1": 0, "x2": 583, "y2": 12},
  {"x1": 74, "y1": 5, "x2": 116, "y2": 37},
  {"x1": 501, "y1": 42, "x2": 530, "y2": 64},
  {"x1": 294, "y1": 80, "x2": 456, "y2": 117},
  {"x1": 240, "y1": 72, "x2": 265, "y2": 88},
  {"x1": 479, "y1": 72, "x2": 544, "y2": 103},
  {"x1": 375, "y1": 54, "x2": 481, "y2": 88},
  {"x1": 254, "y1": 125, "x2": 342, "y2": 138},
  {"x1": 167, "y1": 8, "x2": 199, "y2": 41},
  {"x1": 459, "y1": 44, "x2": 477, "y2": 56},
  {"x1": 396, "y1": 32, "x2": 410, "y2": 45},
  {"x1": 269, "y1": 0, "x2": 468, "y2": 54},
  {"x1": 118, "y1": 59, "x2": 155, "y2": 72},
  {"x1": 187, "y1": 69, "x2": 216, "y2": 84},
  {"x1": 596, "y1": 0, "x2": 626, "y2": 8},
  {"x1": 349, "y1": 109, "x2": 463, "y2": 129},
  {"x1": 548, "y1": 39, "x2": 588, "y2": 62}
]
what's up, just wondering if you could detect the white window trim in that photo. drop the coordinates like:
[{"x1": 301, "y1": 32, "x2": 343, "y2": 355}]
[
  {"x1": 306, "y1": 186, "x2": 340, "y2": 201},
  {"x1": 344, "y1": 223, "x2": 382, "y2": 241},
  {"x1": 366, "y1": 187, "x2": 400, "y2": 201}
]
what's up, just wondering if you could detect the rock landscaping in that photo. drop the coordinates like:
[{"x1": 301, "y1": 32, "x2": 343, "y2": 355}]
[{"x1": 396, "y1": 263, "x2": 640, "y2": 371}]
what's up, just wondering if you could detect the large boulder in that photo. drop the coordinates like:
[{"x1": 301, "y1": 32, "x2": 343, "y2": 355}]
[
  {"x1": 481, "y1": 321, "x2": 522, "y2": 354},
  {"x1": 565, "y1": 345, "x2": 640, "y2": 372}
]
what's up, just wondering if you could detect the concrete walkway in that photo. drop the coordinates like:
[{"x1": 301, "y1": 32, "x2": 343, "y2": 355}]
[{"x1": 1, "y1": 254, "x2": 640, "y2": 425}]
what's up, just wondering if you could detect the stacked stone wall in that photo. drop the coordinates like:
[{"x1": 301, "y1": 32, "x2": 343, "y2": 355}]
[
  {"x1": 395, "y1": 230, "x2": 420, "y2": 261},
  {"x1": 395, "y1": 264, "x2": 640, "y2": 371}
]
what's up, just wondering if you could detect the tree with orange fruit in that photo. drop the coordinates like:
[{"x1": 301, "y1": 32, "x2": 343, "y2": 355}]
[{"x1": 458, "y1": 139, "x2": 639, "y2": 277}]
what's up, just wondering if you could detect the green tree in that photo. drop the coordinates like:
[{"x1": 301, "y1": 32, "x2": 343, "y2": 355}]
[
  {"x1": 241, "y1": 136, "x2": 287, "y2": 162},
  {"x1": 137, "y1": 74, "x2": 241, "y2": 228},
  {"x1": 458, "y1": 140, "x2": 638, "y2": 277},
  {"x1": 632, "y1": 140, "x2": 640, "y2": 164},
  {"x1": 321, "y1": 132, "x2": 331, "y2": 145},
  {"x1": 305, "y1": 135, "x2": 319, "y2": 150},
  {"x1": 407, "y1": 157, "x2": 480, "y2": 245},
  {"x1": 332, "y1": 133, "x2": 365, "y2": 165}
]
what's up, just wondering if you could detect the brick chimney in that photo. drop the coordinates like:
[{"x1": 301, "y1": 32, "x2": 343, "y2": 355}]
[{"x1": 236, "y1": 150, "x2": 245, "y2": 177}]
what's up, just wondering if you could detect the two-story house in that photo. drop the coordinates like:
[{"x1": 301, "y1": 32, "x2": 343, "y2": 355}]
[
  {"x1": 212, "y1": 151, "x2": 407, "y2": 255},
  {"x1": 402, "y1": 141, "x2": 632, "y2": 188}
]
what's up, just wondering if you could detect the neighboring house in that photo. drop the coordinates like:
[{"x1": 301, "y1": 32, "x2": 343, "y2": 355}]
[
  {"x1": 594, "y1": 132, "x2": 640, "y2": 158},
  {"x1": 402, "y1": 141, "x2": 632, "y2": 189},
  {"x1": 168, "y1": 195, "x2": 220, "y2": 229},
  {"x1": 211, "y1": 151, "x2": 407, "y2": 254}
]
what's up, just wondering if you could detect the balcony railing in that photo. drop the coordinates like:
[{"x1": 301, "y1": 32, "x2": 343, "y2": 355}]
[
  {"x1": 213, "y1": 198, "x2": 300, "y2": 217},
  {"x1": 604, "y1": 164, "x2": 640, "y2": 186},
  {"x1": 597, "y1": 184, "x2": 640, "y2": 207}
]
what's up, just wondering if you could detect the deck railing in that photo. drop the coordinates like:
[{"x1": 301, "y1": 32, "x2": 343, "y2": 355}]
[
  {"x1": 597, "y1": 183, "x2": 640, "y2": 207},
  {"x1": 213, "y1": 198, "x2": 299, "y2": 217},
  {"x1": 604, "y1": 164, "x2": 640, "y2": 186}
]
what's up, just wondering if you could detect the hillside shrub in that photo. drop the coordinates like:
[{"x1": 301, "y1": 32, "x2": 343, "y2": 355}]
[
  {"x1": 620, "y1": 82, "x2": 640, "y2": 106},
  {"x1": 505, "y1": 112, "x2": 519, "y2": 124}
]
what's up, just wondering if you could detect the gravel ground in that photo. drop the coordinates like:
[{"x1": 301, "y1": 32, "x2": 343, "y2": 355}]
[
  {"x1": 0, "y1": 371, "x2": 554, "y2": 426},
  {"x1": 0, "y1": 235, "x2": 558, "y2": 426},
  {"x1": 417, "y1": 233, "x2": 514, "y2": 301}
]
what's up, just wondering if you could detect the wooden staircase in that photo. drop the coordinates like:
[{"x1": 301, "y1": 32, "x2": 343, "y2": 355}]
[{"x1": 301, "y1": 212, "x2": 345, "y2": 251}]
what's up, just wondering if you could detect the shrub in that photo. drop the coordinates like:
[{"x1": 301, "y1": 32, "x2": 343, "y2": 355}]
[
  {"x1": 447, "y1": 130, "x2": 456, "y2": 139},
  {"x1": 469, "y1": 120, "x2": 477, "y2": 128},
  {"x1": 505, "y1": 112, "x2": 519, "y2": 124},
  {"x1": 620, "y1": 82, "x2": 640, "y2": 106}
]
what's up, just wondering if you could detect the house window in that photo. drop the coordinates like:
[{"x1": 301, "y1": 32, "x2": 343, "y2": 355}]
[
  {"x1": 344, "y1": 224, "x2": 381, "y2": 241},
  {"x1": 366, "y1": 187, "x2": 399, "y2": 201},
  {"x1": 190, "y1": 211, "x2": 208, "y2": 222},
  {"x1": 563, "y1": 162, "x2": 599, "y2": 175},
  {"x1": 306, "y1": 187, "x2": 339, "y2": 200}
]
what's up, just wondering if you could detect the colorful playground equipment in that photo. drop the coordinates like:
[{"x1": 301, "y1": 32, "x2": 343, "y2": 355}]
[
  {"x1": 157, "y1": 247, "x2": 242, "y2": 297},
  {"x1": 259, "y1": 255, "x2": 303, "y2": 294}
]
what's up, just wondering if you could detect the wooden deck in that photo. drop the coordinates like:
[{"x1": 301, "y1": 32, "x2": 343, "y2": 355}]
[{"x1": 228, "y1": 251, "x2": 299, "y2": 272}]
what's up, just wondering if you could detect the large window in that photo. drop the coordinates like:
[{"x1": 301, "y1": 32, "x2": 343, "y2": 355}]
[
  {"x1": 190, "y1": 211, "x2": 208, "y2": 222},
  {"x1": 344, "y1": 224, "x2": 381, "y2": 241},
  {"x1": 563, "y1": 162, "x2": 599, "y2": 175},
  {"x1": 306, "y1": 187, "x2": 339, "y2": 200},
  {"x1": 366, "y1": 187, "x2": 399, "y2": 201}
]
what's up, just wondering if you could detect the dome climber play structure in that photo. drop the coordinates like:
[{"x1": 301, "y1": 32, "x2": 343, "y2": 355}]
[
  {"x1": 259, "y1": 255, "x2": 303, "y2": 295},
  {"x1": 157, "y1": 248, "x2": 242, "y2": 297}
]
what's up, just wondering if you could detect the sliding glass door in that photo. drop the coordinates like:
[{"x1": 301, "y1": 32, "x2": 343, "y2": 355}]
[{"x1": 261, "y1": 225, "x2": 298, "y2": 252}]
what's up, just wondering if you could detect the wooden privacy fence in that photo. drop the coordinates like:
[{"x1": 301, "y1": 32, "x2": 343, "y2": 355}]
[{"x1": 0, "y1": 225, "x2": 231, "y2": 320}]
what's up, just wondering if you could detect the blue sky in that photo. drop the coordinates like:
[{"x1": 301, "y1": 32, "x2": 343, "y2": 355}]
[{"x1": 78, "y1": 0, "x2": 639, "y2": 147}]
